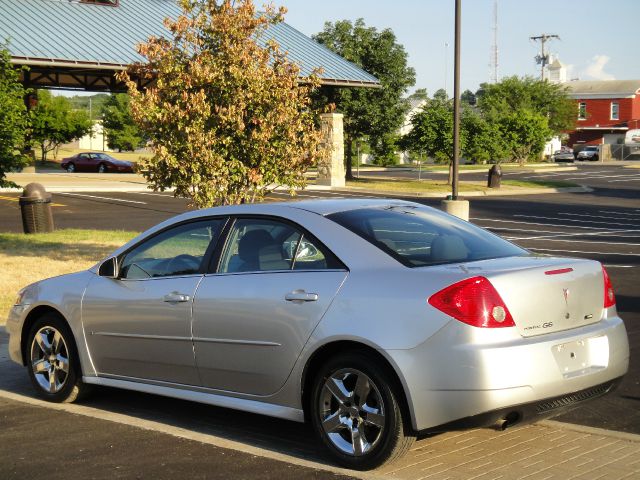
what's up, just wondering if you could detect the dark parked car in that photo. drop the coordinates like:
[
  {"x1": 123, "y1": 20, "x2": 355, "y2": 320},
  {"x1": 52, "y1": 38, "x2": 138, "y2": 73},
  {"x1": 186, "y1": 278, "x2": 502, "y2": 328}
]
[
  {"x1": 576, "y1": 146, "x2": 600, "y2": 161},
  {"x1": 61, "y1": 152, "x2": 134, "y2": 173}
]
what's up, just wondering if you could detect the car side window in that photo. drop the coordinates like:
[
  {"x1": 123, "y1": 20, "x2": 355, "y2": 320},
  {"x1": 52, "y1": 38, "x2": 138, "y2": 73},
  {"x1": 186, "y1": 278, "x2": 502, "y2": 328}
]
[
  {"x1": 119, "y1": 219, "x2": 224, "y2": 279},
  {"x1": 218, "y1": 218, "x2": 332, "y2": 273}
]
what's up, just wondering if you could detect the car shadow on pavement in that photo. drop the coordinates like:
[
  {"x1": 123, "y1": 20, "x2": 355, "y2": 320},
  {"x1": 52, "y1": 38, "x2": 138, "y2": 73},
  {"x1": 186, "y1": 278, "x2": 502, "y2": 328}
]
[{"x1": 0, "y1": 327, "x2": 334, "y2": 468}]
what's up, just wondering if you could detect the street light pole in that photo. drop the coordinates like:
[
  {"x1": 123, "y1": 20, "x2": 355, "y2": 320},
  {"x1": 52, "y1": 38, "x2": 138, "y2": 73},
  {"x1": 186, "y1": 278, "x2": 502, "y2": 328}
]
[{"x1": 451, "y1": 0, "x2": 461, "y2": 200}]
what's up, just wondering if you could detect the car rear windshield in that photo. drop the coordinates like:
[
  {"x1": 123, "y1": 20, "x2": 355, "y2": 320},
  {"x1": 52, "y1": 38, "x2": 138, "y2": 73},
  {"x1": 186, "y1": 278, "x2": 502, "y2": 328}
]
[{"x1": 327, "y1": 205, "x2": 528, "y2": 267}]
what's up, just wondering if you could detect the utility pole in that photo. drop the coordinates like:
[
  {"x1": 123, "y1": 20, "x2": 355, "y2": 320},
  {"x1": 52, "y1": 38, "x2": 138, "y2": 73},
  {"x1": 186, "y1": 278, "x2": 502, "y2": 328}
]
[
  {"x1": 489, "y1": 0, "x2": 498, "y2": 83},
  {"x1": 452, "y1": 0, "x2": 461, "y2": 200},
  {"x1": 530, "y1": 33, "x2": 559, "y2": 80}
]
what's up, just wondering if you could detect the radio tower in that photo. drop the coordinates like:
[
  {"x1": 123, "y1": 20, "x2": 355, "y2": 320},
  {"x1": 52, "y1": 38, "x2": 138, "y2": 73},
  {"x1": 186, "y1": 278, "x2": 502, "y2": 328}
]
[{"x1": 489, "y1": 0, "x2": 498, "y2": 83}]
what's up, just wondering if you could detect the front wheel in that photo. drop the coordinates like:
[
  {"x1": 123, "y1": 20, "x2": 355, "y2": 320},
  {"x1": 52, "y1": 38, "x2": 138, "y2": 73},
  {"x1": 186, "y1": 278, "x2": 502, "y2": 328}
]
[
  {"x1": 26, "y1": 313, "x2": 89, "y2": 403},
  {"x1": 310, "y1": 352, "x2": 415, "y2": 470},
  {"x1": 66, "y1": 163, "x2": 76, "y2": 173}
]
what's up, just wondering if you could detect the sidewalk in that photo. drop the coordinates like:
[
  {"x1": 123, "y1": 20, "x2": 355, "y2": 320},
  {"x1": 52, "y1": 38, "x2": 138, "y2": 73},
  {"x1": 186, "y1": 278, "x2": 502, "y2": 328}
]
[
  {"x1": 2, "y1": 171, "x2": 592, "y2": 197},
  {"x1": 0, "y1": 330, "x2": 638, "y2": 480}
]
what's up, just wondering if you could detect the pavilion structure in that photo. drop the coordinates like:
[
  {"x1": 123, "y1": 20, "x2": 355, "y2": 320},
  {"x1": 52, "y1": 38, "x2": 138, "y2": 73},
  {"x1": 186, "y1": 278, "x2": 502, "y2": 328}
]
[{"x1": 1, "y1": 0, "x2": 379, "y2": 185}]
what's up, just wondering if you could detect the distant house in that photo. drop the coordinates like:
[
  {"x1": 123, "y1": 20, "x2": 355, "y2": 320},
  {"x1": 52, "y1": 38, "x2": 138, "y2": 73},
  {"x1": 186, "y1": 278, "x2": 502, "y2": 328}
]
[
  {"x1": 398, "y1": 97, "x2": 427, "y2": 164},
  {"x1": 566, "y1": 80, "x2": 640, "y2": 147}
]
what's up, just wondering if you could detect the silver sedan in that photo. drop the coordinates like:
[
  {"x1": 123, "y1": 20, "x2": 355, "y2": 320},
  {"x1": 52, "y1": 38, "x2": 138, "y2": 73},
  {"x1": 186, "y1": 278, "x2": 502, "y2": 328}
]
[{"x1": 6, "y1": 199, "x2": 629, "y2": 470}]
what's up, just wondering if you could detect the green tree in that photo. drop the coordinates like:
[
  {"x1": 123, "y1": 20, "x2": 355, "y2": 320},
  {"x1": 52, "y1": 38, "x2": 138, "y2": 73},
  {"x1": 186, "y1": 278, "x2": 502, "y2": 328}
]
[
  {"x1": 497, "y1": 109, "x2": 551, "y2": 164},
  {"x1": 101, "y1": 94, "x2": 144, "y2": 152},
  {"x1": 120, "y1": 0, "x2": 325, "y2": 207},
  {"x1": 313, "y1": 19, "x2": 415, "y2": 179},
  {"x1": 408, "y1": 88, "x2": 428, "y2": 102},
  {"x1": 30, "y1": 90, "x2": 92, "y2": 163},
  {"x1": 477, "y1": 76, "x2": 575, "y2": 133},
  {"x1": 460, "y1": 89, "x2": 476, "y2": 105},
  {"x1": 400, "y1": 96, "x2": 464, "y2": 184},
  {"x1": 0, "y1": 46, "x2": 28, "y2": 187},
  {"x1": 461, "y1": 108, "x2": 507, "y2": 164},
  {"x1": 475, "y1": 76, "x2": 567, "y2": 164}
]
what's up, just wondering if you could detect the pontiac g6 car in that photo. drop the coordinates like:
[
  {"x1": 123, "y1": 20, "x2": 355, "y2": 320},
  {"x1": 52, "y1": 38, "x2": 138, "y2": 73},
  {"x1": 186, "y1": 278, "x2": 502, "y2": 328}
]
[{"x1": 7, "y1": 199, "x2": 629, "y2": 470}]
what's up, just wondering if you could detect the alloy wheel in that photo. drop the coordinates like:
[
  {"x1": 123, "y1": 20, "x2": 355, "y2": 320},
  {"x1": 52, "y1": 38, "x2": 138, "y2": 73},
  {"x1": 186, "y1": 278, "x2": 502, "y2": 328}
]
[
  {"x1": 30, "y1": 326, "x2": 70, "y2": 394},
  {"x1": 318, "y1": 368, "x2": 386, "y2": 456}
]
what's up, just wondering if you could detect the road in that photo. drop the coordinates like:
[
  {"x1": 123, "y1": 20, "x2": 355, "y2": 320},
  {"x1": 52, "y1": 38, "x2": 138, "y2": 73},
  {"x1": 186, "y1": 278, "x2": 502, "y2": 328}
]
[{"x1": 0, "y1": 163, "x2": 639, "y2": 477}]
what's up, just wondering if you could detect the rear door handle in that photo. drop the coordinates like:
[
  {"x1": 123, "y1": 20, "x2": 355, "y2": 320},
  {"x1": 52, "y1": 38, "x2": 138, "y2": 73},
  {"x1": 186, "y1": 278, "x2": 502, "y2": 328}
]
[
  {"x1": 163, "y1": 292, "x2": 190, "y2": 303},
  {"x1": 285, "y1": 291, "x2": 319, "y2": 302}
]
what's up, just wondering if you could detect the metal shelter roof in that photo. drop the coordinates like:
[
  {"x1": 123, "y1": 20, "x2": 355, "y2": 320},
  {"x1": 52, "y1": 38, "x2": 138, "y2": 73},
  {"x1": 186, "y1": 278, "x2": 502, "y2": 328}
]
[{"x1": 0, "y1": 0, "x2": 379, "y2": 91}]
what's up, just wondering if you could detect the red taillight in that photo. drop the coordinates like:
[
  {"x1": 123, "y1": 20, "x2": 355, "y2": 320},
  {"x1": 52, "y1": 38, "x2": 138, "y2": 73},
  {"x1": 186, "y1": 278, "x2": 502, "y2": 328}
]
[
  {"x1": 428, "y1": 276, "x2": 515, "y2": 328},
  {"x1": 602, "y1": 265, "x2": 616, "y2": 308}
]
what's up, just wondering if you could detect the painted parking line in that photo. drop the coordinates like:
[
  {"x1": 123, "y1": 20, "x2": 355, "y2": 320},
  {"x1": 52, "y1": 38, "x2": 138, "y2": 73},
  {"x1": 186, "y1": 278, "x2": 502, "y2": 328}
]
[
  {"x1": 558, "y1": 212, "x2": 640, "y2": 222},
  {"x1": 495, "y1": 228, "x2": 640, "y2": 241},
  {"x1": 504, "y1": 237, "x2": 640, "y2": 247},
  {"x1": 471, "y1": 217, "x2": 635, "y2": 231},
  {"x1": 512, "y1": 214, "x2": 639, "y2": 228},
  {"x1": 56, "y1": 193, "x2": 147, "y2": 204},
  {"x1": 608, "y1": 177, "x2": 640, "y2": 183},
  {"x1": 599, "y1": 210, "x2": 640, "y2": 218},
  {"x1": 128, "y1": 191, "x2": 176, "y2": 197},
  {"x1": 0, "y1": 194, "x2": 66, "y2": 207},
  {"x1": 525, "y1": 247, "x2": 640, "y2": 256}
]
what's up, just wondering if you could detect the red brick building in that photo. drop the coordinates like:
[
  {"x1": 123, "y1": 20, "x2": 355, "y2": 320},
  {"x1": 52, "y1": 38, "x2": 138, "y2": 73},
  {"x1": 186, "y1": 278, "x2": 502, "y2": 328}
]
[{"x1": 566, "y1": 80, "x2": 640, "y2": 147}]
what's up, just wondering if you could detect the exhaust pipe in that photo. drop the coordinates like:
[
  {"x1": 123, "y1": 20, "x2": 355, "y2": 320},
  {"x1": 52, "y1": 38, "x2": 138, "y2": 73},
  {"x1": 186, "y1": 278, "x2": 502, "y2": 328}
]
[{"x1": 494, "y1": 412, "x2": 520, "y2": 431}]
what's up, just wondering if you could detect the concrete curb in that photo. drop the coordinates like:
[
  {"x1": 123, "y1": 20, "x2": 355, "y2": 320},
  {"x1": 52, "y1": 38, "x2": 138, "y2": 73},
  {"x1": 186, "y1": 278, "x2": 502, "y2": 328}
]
[{"x1": 319, "y1": 185, "x2": 593, "y2": 198}]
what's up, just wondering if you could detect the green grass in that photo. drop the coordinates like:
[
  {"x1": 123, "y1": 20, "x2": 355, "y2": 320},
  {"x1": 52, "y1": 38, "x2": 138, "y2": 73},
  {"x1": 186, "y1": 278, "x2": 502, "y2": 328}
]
[
  {"x1": 345, "y1": 178, "x2": 579, "y2": 194},
  {"x1": 0, "y1": 229, "x2": 138, "y2": 322},
  {"x1": 502, "y1": 179, "x2": 578, "y2": 189}
]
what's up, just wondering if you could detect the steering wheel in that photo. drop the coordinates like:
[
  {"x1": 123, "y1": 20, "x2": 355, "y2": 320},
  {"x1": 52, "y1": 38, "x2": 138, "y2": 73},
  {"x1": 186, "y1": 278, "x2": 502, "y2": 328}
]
[{"x1": 166, "y1": 254, "x2": 201, "y2": 275}]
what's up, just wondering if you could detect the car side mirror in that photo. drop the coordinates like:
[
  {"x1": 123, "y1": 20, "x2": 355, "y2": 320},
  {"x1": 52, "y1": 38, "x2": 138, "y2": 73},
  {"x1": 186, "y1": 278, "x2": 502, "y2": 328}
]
[{"x1": 98, "y1": 257, "x2": 119, "y2": 279}]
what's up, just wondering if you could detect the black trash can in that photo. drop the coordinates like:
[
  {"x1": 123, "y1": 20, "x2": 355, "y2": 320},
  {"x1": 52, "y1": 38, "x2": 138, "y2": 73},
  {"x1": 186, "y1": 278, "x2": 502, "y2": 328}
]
[
  {"x1": 19, "y1": 183, "x2": 54, "y2": 234},
  {"x1": 487, "y1": 164, "x2": 502, "y2": 188}
]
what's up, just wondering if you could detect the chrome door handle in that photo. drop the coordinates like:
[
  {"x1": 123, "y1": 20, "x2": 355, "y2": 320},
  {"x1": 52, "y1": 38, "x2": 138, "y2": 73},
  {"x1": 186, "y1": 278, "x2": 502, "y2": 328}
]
[
  {"x1": 285, "y1": 291, "x2": 319, "y2": 302},
  {"x1": 163, "y1": 292, "x2": 190, "y2": 303}
]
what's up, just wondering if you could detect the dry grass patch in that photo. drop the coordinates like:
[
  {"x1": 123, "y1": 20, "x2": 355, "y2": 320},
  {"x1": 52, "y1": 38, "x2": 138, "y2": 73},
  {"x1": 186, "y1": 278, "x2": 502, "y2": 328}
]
[{"x1": 0, "y1": 229, "x2": 138, "y2": 323}]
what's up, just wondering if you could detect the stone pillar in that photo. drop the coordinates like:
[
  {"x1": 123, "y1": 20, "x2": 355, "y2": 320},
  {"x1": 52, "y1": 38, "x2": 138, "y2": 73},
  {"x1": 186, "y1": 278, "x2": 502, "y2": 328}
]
[{"x1": 316, "y1": 113, "x2": 345, "y2": 187}]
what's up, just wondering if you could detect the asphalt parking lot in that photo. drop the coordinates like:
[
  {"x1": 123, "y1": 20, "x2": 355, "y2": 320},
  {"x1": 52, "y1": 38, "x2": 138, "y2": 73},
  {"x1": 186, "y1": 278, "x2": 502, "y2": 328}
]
[{"x1": 1, "y1": 163, "x2": 639, "y2": 478}]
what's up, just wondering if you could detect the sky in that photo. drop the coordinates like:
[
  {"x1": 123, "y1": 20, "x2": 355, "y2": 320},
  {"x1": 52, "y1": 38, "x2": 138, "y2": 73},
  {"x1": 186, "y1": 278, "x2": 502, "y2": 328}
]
[
  {"x1": 59, "y1": 0, "x2": 638, "y2": 98},
  {"x1": 279, "y1": 0, "x2": 640, "y2": 96}
]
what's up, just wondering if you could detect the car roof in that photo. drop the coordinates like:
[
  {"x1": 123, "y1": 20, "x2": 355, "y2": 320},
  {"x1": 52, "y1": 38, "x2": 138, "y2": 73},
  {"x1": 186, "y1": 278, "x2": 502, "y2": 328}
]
[{"x1": 286, "y1": 198, "x2": 420, "y2": 215}]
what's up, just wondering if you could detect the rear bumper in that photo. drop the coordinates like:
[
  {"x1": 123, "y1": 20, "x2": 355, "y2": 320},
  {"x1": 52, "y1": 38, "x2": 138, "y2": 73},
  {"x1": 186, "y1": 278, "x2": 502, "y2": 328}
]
[
  {"x1": 419, "y1": 377, "x2": 622, "y2": 435},
  {"x1": 388, "y1": 315, "x2": 629, "y2": 432}
]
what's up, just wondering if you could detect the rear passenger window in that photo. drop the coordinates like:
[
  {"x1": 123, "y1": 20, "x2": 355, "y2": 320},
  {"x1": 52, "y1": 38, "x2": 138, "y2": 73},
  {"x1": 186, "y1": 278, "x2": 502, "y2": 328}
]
[{"x1": 218, "y1": 218, "x2": 342, "y2": 273}]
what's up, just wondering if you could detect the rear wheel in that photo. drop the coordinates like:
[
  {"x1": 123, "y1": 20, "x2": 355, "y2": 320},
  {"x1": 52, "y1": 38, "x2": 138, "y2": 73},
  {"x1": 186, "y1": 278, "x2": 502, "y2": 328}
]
[
  {"x1": 310, "y1": 351, "x2": 415, "y2": 470},
  {"x1": 26, "y1": 313, "x2": 89, "y2": 403},
  {"x1": 66, "y1": 163, "x2": 76, "y2": 173},
  {"x1": 97, "y1": 163, "x2": 107, "y2": 173}
]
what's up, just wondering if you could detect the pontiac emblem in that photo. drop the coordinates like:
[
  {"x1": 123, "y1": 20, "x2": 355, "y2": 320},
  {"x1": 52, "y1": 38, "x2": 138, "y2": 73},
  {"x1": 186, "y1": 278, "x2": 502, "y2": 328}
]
[{"x1": 563, "y1": 288, "x2": 570, "y2": 305}]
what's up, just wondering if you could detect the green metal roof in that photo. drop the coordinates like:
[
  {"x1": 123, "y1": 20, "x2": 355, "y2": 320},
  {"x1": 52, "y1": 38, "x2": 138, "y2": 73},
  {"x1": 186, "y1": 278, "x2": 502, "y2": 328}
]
[{"x1": 0, "y1": 0, "x2": 379, "y2": 87}]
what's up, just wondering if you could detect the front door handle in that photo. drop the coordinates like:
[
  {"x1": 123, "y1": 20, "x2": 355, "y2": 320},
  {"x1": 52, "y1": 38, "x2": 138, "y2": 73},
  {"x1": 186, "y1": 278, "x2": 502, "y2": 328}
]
[
  {"x1": 163, "y1": 292, "x2": 190, "y2": 303},
  {"x1": 285, "y1": 291, "x2": 319, "y2": 302}
]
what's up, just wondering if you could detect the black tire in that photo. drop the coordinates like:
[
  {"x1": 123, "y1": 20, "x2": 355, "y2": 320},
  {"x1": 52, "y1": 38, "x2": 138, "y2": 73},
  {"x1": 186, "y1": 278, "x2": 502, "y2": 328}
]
[
  {"x1": 592, "y1": 155, "x2": 599, "y2": 161},
  {"x1": 310, "y1": 351, "x2": 415, "y2": 470},
  {"x1": 26, "y1": 313, "x2": 90, "y2": 403},
  {"x1": 66, "y1": 163, "x2": 76, "y2": 173},
  {"x1": 97, "y1": 163, "x2": 107, "y2": 173}
]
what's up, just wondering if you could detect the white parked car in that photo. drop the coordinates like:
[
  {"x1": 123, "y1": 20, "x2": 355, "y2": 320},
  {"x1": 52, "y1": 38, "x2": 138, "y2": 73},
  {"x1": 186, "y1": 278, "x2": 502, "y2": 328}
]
[{"x1": 7, "y1": 199, "x2": 629, "y2": 469}]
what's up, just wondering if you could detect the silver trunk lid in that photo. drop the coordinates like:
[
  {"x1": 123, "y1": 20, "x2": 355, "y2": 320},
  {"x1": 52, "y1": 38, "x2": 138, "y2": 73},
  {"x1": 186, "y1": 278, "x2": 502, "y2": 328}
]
[{"x1": 441, "y1": 256, "x2": 605, "y2": 337}]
